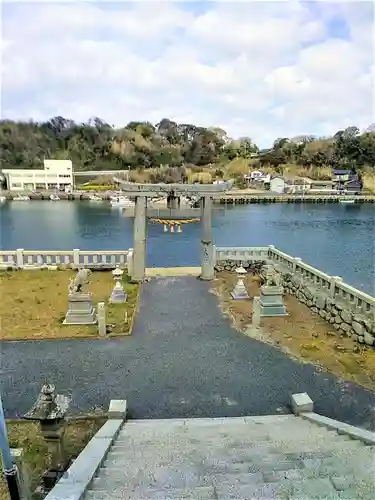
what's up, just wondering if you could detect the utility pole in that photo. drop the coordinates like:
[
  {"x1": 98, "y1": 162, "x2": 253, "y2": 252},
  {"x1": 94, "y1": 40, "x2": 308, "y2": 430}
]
[{"x1": 0, "y1": 396, "x2": 21, "y2": 500}]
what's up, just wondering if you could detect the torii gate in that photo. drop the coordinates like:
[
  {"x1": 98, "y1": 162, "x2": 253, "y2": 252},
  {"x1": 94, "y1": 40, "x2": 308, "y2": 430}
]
[{"x1": 117, "y1": 181, "x2": 233, "y2": 281}]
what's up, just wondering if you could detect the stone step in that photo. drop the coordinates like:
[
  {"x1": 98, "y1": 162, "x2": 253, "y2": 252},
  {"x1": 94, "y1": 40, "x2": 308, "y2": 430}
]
[
  {"x1": 103, "y1": 440, "x2": 362, "y2": 469},
  {"x1": 112, "y1": 432, "x2": 352, "y2": 451},
  {"x1": 115, "y1": 427, "x2": 337, "y2": 444},
  {"x1": 119, "y1": 416, "x2": 315, "y2": 431},
  {"x1": 215, "y1": 478, "x2": 342, "y2": 499},
  {"x1": 118, "y1": 417, "x2": 344, "y2": 439},
  {"x1": 122, "y1": 415, "x2": 295, "y2": 428},
  {"x1": 85, "y1": 485, "x2": 216, "y2": 499},
  {"x1": 117, "y1": 416, "x2": 312, "y2": 438}
]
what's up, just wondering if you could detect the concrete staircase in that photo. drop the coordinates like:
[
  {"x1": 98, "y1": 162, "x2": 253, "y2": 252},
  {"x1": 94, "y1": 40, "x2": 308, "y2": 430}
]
[{"x1": 83, "y1": 414, "x2": 375, "y2": 499}]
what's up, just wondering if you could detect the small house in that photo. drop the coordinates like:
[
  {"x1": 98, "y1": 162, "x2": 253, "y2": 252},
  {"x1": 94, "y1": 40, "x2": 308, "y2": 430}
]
[
  {"x1": 244, "y1": 171, "x2": 270, "y2": 186},
  {"x1": 332, "y1": 169, "x2": 351, "y2": 183},
  {"x1": 344, "y1": 179, "x2": 363, "y2": 194},
  {"x1": 332, "y1": 169, "x2": 358, "y2": 190},
  {"x1": 270, "y1": 176, "x2": 311, "y2": 194}
]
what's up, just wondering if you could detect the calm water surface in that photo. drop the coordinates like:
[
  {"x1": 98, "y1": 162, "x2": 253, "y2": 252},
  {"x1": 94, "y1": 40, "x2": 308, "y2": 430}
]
[{"x1": 0, "y1": 201, "x2": 374, "y2": 293}]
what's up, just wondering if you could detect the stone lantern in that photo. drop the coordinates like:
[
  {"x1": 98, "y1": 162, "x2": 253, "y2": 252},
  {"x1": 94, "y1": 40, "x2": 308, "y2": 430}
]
[
  {"x1": 24, "y1": 384, "x2": 70, "y2": 491},
  {"x1": 109, "y1": 265, "x2": 127, "y2": 303},
  {"x1": 230, "y1": 266, "x2": 250, "y2": 300}
]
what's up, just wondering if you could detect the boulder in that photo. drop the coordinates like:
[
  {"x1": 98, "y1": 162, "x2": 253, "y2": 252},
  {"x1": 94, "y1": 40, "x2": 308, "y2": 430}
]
[
  {"x1": 334, "y1": 315, "x2": 342, "y2": 324},
  {"x1": 331, "y1": 307, "x2": 338, "y2": 316},
  {"x1": 334, "y1": 302, "x2": 344, "y2": 311},
  {"x1": 353, "y1": 314, "x2": 367, "y2": 326},
  {"x1": 329, "y1": 317, "x2": 335, "y2": 324},
  {"x1": 319, "y1": 310, "x2": 326, "y2": 318},
  {"x1": 363, "y1": 331, "x2": 375, "y2": 347},
  {"x1": 340, "y1": 323, "x2": 351, "y2": 332},
  {"x1": 352, "y1": 321, "x2": 365, "y2": 337},
  {"x1": 311, "y1": 307, "x2": 319, "y2": 313},
  {"x1": 315, "y1": 293, "x2": 326, "y2": 310},
  {"x1": 363, "y1": 318, "x2": 374, "y2": 334},
  {"x1": 358, "y1": 335, "x2": 365, "y2": 344},
  {"x1": 340, "y1": 309, "x2": 352, "y2": 324},
  {"x1": 291, "y1": 275, "x2": 303, "y2": 288},
  {"x1": 303, "y1": 287, "x2": 314, "y2": 300},
  {"x1": 306, "y1": 300, "x2": 313, "y2": 308}
]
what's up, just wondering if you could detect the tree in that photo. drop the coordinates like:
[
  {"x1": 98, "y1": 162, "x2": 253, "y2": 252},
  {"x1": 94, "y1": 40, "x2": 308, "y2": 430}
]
[{"x1": 0, "y1": 117, "x2": 373, "y2": 181}]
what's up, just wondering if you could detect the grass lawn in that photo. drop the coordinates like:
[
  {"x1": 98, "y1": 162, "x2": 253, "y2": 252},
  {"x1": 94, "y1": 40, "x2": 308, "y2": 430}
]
[
  {"x1": 215, "y1": 272, "x2": 375, "y2": 391},
  {"x1": 0, "y1": 270, "x2": 139, "y2": 340},
  {"x1": 0, "y1": 418, "x2": 106, "y2": 500}
]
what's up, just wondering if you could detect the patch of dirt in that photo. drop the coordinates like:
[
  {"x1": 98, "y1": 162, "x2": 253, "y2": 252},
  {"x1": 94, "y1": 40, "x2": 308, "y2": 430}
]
[{"x1": 214, "y1": 272, "x2": 375, "y2": 391}]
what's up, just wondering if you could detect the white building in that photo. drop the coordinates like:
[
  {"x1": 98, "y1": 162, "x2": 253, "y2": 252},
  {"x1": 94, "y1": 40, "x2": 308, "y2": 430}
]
[
  {"x1": 2, "y1": 160, "x2": 74, "y2": 191},
  {"x1": 270, "y1": 176, "x2": 311, "y2": 194},
  {"x1": 244, "y1": 171, "x2": 271, "y2": 184}
]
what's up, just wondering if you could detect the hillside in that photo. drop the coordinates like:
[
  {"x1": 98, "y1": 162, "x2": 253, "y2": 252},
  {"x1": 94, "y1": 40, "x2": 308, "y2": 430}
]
[{"x1": 1, "y1": 118, "x2": 374, "y2": 188}]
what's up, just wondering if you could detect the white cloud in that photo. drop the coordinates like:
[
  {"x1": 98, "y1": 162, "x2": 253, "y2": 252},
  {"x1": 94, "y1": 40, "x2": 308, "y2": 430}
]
[{"x1": 1, "y1": 0, "x2": 374, "y2": 147}]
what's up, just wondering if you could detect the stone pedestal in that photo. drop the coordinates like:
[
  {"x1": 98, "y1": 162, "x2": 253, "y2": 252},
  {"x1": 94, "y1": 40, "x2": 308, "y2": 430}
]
[
  {"x1": 63, "y1": 293, "x2": 97, "y2": 325},
  {"x1": 259, "y1": 285, "x2": 288, "y2": 317},
  {"x1": 109, "y1": 282, "x2": 127, "y2": 304},
  {"x1": 231, "y1": 279, "x2": 250, "y2": 300}
]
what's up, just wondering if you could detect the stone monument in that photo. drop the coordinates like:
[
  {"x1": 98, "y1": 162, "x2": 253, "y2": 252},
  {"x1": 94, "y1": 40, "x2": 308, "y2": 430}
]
[
  {"x1": 63, "y1": 269, "x2": 97, "y2": 325},
  {"x1": 24, "y1": 383, "x2": 70, "y2": 492},
  {"x1": 259, "y1": 264, "x2": 288, "y2": 317},
  {"x1": 109, "y1": 266, "x2": 127, "y2": 304},
  {"x1": 230, "y1": 266, "x2": 250, "y2": 300}
]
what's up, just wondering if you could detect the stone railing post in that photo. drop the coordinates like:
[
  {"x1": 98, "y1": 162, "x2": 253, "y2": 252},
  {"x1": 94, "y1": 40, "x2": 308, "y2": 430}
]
[
  {"x1": 11, "y1": 448, "x2": 32, "y2": 500},
  {"x1": 97, "y1": 302, "x2": 106, "y2": 337},
  {"x1": 126, "y1": 248, "x2": 134, "y2": 277},
  {"x1": 16, "y1": 248, "x2": 24, "y2": 268},
  {"x1": 330, "y1": 276, "x2": 343, "y2": 298},
  {"x1": 108, "y1": 399, "x2": 127, "y2": 420},
  {"x1": 72, "y1": 249, "x2": 80, "y2": 268},
  {"x1": 292, "y1": 257, "x2": 302, "y2": 274},
  {"x1": 252, "y1": 296, "x2": 261, "y2": 327},
  {"x1": 268, "y1": 245, "x2": 275, "y2": 257}
]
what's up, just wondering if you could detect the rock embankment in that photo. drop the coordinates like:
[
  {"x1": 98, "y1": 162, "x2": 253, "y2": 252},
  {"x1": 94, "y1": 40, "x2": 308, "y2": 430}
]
[
  {"x1": 282, "y1": 273, "x2": 375, "y2": 348},
  {"x1": 215, "y1": 259, "x2": 375, "y2": 349},
  {"x1": 214, "y1": 261, "x2": 266, "y2": 274}
]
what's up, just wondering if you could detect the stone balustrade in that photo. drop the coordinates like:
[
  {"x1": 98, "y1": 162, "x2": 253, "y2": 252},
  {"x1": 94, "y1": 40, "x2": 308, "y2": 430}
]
[
  {"x1": 1, "y1": 245, "x2": 373, "y2": 320},
  {"x1": 0, "y1": 248, "x2": 130, "y2": 269},
  {"x1": 214, "y1": 245, "x2": 375, "y2": 320},
  {"x1": 215, "y1": 246, "x2": 270, "y2": 263}
]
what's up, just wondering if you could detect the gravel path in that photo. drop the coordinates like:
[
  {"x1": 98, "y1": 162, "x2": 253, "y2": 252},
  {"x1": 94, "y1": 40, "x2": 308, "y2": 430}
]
[{"x1": 2, "y1": 277, "x2": 375, "y2": 429}]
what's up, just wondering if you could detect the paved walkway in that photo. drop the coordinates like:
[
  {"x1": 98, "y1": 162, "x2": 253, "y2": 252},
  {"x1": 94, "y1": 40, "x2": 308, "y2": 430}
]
[{"x1": 2, "y1": 277, "x2": 375, "y2": 429}]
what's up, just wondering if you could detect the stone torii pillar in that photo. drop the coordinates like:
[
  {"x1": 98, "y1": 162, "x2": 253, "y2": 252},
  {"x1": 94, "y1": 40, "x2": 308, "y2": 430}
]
[
  {"x1": 132, "y1": 196, "x2": 147, "y2": 281},
  {"x1": 200, "y1": 195, "x2": 215, "y2": 280}
]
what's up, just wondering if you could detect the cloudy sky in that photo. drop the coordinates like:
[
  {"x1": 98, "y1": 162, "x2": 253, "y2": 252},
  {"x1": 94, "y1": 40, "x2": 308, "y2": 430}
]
[{"x1": 1, "y1": 0, "x2": 374, "y2": 147}]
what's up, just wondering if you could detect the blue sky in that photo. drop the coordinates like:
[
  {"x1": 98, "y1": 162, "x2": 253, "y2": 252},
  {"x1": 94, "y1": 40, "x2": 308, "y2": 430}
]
[{"x1": 1, "y1": 1, "x2": 374, "y2": 147}]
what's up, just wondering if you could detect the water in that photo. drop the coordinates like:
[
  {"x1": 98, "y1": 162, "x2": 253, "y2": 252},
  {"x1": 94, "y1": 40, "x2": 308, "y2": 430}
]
[{"x1": 0, "y1": 201, "x2": 374, "y2": 294}]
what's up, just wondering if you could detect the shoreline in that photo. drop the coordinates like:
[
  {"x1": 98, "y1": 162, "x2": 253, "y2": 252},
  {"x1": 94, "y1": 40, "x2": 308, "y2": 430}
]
[{"x1": 1, "y1": 191, "x2": 375, "y2": 204}]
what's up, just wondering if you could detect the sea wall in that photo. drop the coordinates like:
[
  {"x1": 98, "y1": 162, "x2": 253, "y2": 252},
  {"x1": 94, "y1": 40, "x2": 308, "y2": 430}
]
[
  {"x1": 214, "y1": 245, "x2": 375, "y2": 348},
  {"x1": 282, "y1": 273, "x2": 375, "y2": 347}
]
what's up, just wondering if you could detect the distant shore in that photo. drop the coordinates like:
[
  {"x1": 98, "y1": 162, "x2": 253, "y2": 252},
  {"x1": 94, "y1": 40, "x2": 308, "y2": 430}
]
[{"x1": 1, "y1": 189, "x2": 374, "y2": 204}]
